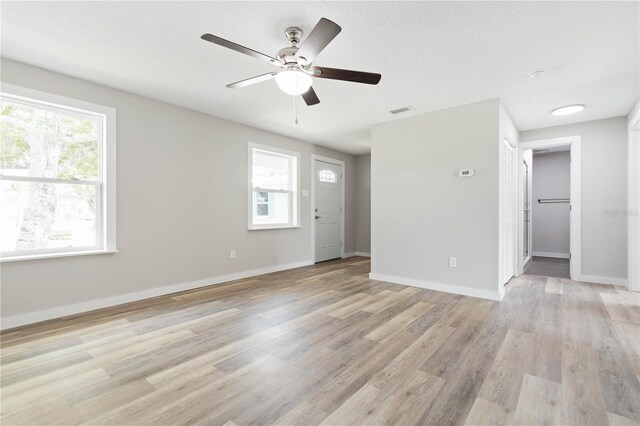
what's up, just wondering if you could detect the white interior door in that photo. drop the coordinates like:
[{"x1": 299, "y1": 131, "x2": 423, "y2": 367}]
[
  {"x1": 315, "y1": 160, "x2": 342, "y2": 262},
  {"x1": 503, "y1": 140, "x2": 516, "y2": 283}
]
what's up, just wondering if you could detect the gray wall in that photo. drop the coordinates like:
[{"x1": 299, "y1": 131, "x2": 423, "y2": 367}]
[
  {"x1": 371, "y1": 99, "x2": 502, "y2": 297},
  {"x1": 521, "y1": 117, "x2": 628, "y2": 280},
  {"x1": 531, "y1": 151, "x2": 570, "y2": 257},
  {"x1": 355, "y1": 154, "x2": 371, "y2": 254},
  {"x1": 0, "y1": 59, "x2": 358, "y2": 320}
]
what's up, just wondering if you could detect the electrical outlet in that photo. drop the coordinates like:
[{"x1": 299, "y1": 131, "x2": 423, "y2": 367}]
[
  {"x1": 449, "y1": 257, "x2": 457, "y2": 268},
  {"x1": 230, "y1": 249, "x2": 236, "y2": 259}
]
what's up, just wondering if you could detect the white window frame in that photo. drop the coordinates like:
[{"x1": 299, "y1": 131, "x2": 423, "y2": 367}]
[
  {"x1": 247, "y1": 142, "x2": 300, "y2": 230},
  {"x1": 0, "y1": 83, "x2": 117, "y2": 262}
]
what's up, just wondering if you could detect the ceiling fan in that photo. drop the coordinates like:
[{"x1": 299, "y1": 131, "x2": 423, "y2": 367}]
[{"x1": 201, "y1": 18, "x2": 381, "y2": 106}]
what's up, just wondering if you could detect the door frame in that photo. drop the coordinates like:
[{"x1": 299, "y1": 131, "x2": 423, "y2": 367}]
[
  {"x1": 311, "y1": 154, "x2": 346, "y2": 262},
  {"x1": 517, "y1": 136, "x2": 582, "y2": 280},
  {"x1": 521, "y1": 155, "x2": 532, "y2": 268}
]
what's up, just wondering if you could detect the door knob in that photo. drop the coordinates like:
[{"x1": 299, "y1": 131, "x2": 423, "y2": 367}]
[{"x1": 315, "y1": 215, "x2": 321, "y2": 219}]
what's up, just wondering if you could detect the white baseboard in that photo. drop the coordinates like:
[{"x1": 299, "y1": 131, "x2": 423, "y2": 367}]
[
  {"x1": 344, "y1": 252, "x2": 370, "y2": 258},
  {"x1": 573, "y1": 274, "x2": 628, "y2": 286},
  {"x1": 532, "y1": 251, "x2": 570, "y2": 259},
  {"x1": 368, "y1": 272, "x2": 503, "y2": 301},
  {"x1": 1, "y1": 260, "x2": 313, "y2": 330}
]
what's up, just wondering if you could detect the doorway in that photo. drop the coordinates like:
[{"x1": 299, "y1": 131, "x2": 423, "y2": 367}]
[
  {"x1": 518, "y1": 136, "x2": 581, "y2": 280},
  {"x1": 527, "y1": 147, "x2": 571, "y2": 277},
  {"x1": 312, "y1": 156, "x2": 344, "y2": 263}
]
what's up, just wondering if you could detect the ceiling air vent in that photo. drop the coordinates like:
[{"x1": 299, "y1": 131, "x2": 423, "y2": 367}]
[{"x1": 389, "y1": 106, "x2": 414, "y2": 115}]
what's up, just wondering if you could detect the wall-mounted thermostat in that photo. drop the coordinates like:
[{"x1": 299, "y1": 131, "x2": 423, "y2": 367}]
[{"x1": 459, "y1": 169, "x2": 474, "y2": 178}]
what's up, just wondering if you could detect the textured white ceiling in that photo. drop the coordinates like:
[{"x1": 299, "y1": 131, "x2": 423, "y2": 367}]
[{"x1": 1, "y1": 1, "x2": 638, "y2": 154}]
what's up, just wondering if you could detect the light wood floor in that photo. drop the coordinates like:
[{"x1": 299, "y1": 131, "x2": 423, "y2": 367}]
[{"x1": 1, "y1": 257, "x2": 639, "y2": 425}]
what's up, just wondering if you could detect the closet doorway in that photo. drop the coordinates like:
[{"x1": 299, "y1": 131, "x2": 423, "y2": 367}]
[{"x1": 518, "y1": 136, "x2": 581, "y2": 280}]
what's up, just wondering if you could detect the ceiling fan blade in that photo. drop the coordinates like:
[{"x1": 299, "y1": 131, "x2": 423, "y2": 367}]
[
  {"x1": 296, "y1": 18, "x2": 341, "y2": 63},
  {"x1": 311, "y1": 66, "x2": 381, "y2": 85},
  {"x1": 226, "y1": 72, "x2": 278, "y2": 89},
  {"x1": 201, "y1": 33, "x2": 282, "y2": 66},
  {"x1": 302, "y1": 87, "x2": 320, "y2": 106}
]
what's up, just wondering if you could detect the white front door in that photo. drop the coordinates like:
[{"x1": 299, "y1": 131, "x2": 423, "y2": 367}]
[{"x1": 315, "y1": 160, "x2": 342, "y2": 262}]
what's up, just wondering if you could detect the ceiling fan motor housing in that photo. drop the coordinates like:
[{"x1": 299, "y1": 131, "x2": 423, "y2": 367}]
[
  {"x1": 279, "y1": 27, "x2": 309, "y2": 67},
  {"x1": 277, "y1": 46, "x2": 301, "y2": 65}
]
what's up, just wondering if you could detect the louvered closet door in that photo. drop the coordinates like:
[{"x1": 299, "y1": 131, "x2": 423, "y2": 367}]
[{"x1": 503, "y1": 140, "x2": 515, "y2": 283}]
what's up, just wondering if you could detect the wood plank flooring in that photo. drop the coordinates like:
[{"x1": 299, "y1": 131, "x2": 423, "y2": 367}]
[{"x1": 1, "y1": 257, "x2": 639, "y2": 425}]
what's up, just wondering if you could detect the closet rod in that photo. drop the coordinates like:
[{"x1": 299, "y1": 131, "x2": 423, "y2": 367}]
[{"x1": 538, "y1": 198, "x2": 570, "y2": 203}]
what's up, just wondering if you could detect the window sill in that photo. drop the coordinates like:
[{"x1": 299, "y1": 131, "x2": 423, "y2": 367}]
[
  {"x1": 0, "y1": 249, "x2": 119, "y2": 263},
  {"x1": 248, "y1": 226, "x2": 302, "y2": 231}
]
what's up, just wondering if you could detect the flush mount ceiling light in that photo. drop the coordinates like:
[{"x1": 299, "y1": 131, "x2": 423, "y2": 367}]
[
  {"x1": 275, "y1": 69, "x2": 313, "y2": 95},
  {"x1": 551, "y1": 104, "x2": 585, "y2": 116},
  {"x1": 528, "y1": 70, "x2": 545, "y2": 80}
]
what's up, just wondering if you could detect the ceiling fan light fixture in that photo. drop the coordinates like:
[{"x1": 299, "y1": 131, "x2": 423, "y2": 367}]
[
  {"x1": 201, "y1": 17, "x2": 380, "y2": 106},
  {"x1": 275, "y1": 70, "x2": 313, "y2": 95}
]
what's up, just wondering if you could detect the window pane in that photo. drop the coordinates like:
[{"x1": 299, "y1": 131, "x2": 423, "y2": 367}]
[
  {"x1": 256, "y1": 203, "x2": 269, "y2": 216},
  {"x1": 252, "y1": 150, "x2": 291, "y2": 190},
  {"x1": 319, "y1": 169, "x2": 337, "y2": 183},
  {"x1": 1, "y1": 180, "x2": 97, "y2": 252},
  {"x1": 256, "y1": 191, "x2": 268, "y2": 203},
  {"x1": 0, "y1": 98, "x2": 100, "y2": 181},
  {"x1": 252, "y1": 191, "x2": 290, "y2": 225}
]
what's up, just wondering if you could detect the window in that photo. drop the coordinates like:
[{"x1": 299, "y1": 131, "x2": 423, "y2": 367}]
[
  {"x1": 319, "y1": 169, "x2": 337, "y2": 183},
  {"x1": 248, "y1": 143, "x2": 299, "y2": 229},
  {"x1": 0, "y1": 84, "x2": 116, "y2": 261}
]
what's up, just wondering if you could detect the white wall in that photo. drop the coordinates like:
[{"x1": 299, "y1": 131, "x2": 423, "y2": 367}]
[
  {"x1": 354, "y1": 154, "x2": 371, "y2": 254},
  {"x1": 0, "y1": 59, "x2": 358, "y2": 327},
  {"x1": 521, "y1": 117, "x2": 628, "y2": 281},
  {"x1": 531, "y1": 151, "x2": 571, "y2": 258},
  {"x1": 370, "y1": 99, "x2": 503, "y2": 300},
  {"x1": 628, "y1": 100, "x2": 640, "y2": 292}
]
